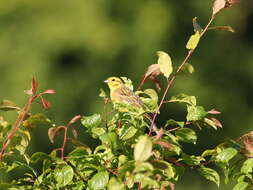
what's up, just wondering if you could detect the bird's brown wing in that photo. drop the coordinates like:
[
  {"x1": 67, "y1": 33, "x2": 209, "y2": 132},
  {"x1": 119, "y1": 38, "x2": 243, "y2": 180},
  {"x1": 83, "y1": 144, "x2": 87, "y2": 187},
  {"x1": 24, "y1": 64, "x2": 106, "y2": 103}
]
[{"x1": 112, "y1": 85, "x2": 143, "y2": 108}]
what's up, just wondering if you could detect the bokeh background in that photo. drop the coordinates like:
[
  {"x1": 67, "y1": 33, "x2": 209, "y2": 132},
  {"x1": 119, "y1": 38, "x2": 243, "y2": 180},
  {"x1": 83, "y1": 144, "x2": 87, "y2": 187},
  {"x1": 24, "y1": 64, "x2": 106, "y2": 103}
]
[{"x1": 0, "y1": 0, "x2": 252, "y2": 189}]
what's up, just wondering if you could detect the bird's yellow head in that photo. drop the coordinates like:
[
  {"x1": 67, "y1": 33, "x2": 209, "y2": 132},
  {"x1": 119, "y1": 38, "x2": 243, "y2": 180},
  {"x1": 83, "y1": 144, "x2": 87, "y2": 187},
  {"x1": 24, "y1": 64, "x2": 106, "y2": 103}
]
[{"x1": 104, "y1": 77, "x2": 123, "y2": 90}]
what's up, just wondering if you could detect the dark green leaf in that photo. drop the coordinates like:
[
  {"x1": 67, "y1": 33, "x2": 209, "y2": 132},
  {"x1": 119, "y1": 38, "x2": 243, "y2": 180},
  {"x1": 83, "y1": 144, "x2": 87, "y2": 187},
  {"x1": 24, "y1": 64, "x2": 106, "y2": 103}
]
[
  {"x1": 23, "y1": 113, "x2": 51, "y2": 129},
  {"x1": 232, "y1": 181, "x2": 248, "y2": 190},
  {"x1": 81, "y1": 114, "x2": 102, "y2": 129},
  {"x1": 187, "y1": 105, "x2": 207, "y2": 121},
  {"x1": 89, "y1": 171, "x2": 109, "y2": 190},
  {"x1": 54, "y1": 165, "x2": 74, "y2": 187},
  {"x1": 175, "y1": 128, "x2": 197, "y2": 144},
  {"x1": 134, "y1": 135, "x2": 152, "y2": 162},
  {"x1": 151, "y1": 160, "x2": 175, "y2": 179},
  {"x1": 198, "y1": 166, "x2": 220, "y2": 187}
]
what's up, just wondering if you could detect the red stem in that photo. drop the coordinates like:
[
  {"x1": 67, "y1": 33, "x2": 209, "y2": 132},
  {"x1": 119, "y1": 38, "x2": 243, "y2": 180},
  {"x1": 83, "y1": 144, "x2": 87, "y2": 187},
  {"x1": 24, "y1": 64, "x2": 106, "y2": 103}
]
[
  {"x1": 0, "y1": 97, "x2": 33, "y2": 160},
  {"x1": 60, "y1": 126, "x2": 68, "y2": 160},
  {"x1": 149, "y1": 15, "x2": 215, "y2": 134}
]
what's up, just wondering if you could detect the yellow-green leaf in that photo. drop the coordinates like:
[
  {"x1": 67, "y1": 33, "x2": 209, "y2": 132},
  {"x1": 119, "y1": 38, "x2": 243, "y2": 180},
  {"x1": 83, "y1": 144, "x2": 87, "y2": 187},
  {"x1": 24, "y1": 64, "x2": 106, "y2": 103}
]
[
  {"x1": 157, "y1": 51, "x2": 173, "y2": 78},
  {"x1": 134, "y1": 135, "x2": 152, "y2": 162},
  {"x1": 186, "y1": 31, "x2": 201, "y2": 50}
]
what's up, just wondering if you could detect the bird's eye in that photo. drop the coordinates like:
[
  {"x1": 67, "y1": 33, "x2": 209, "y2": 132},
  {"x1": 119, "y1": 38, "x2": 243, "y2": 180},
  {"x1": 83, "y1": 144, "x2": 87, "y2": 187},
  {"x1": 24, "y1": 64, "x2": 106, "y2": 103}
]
[{"x1": 112, "y1": 79, "x2": 115, "y2": 81}]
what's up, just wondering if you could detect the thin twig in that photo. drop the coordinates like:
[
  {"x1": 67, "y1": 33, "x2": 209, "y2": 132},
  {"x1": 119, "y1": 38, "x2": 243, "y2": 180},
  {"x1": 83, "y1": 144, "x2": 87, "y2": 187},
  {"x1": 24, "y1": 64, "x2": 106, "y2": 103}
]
[{"x1": 149, "y1": 15, "x2": 216, "y2": 134}]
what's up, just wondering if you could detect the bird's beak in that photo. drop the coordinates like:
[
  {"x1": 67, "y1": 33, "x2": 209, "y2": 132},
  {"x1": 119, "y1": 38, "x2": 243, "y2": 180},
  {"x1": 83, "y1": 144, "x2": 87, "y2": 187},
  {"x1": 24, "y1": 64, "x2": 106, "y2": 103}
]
[{"x1": 104, "y1": 80, "x2": 108, "y2": 83}]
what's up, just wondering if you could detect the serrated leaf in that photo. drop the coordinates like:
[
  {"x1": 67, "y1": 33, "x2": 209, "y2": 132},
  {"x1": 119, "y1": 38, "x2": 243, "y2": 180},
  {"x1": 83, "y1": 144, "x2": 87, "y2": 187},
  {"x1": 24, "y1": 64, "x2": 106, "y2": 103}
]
[
  {"x1": 157, "y1": 51, "x2": 173, "y2": 78},
  {"x1": 54, "y1": 165, "x2": 74, "y2": 187},
  {"x1": 89, "y1": 171, "x2": 109, "y2": 190},
  {"x1": 134, "y1": 135, "x2": 152, "y2": 162},
  {"x1": 81, "y1": 114, "x2": 102, "y2": 129},
  {"x1": 212, "y1": 0, "x2": 226, "y2": 15},
  {"x1": 186, "y1": 31, "x2": 201, "y2": 50},
  {"x1": 170, "y1": 94, "x2": 196, "y2": 106},
  {"x1": 175, "y1": 128, "x2": 197, "y2": 144},
  {"x1": 187, "y1": 105, "x2": 207, "y2": 121},
  {"x1": 241, "y1": 158, "x2": 253, "y2": 174},
  {"x1": 232, "y1": 181, "x2": 248, "y2": 190},
  {"x1": 216, "y1": 147, "x2": 238, "y2": 163},
  {"x1": 198, "y1": 166, "x2": 220, "y2": 187}
]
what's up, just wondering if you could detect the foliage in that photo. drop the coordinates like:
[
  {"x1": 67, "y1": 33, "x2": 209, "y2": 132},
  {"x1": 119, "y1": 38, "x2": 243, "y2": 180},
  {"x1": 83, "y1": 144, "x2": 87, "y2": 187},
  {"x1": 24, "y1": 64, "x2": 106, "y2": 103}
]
[{"x1": 0, "y1": 1, "x2": 251, "y2": 190}]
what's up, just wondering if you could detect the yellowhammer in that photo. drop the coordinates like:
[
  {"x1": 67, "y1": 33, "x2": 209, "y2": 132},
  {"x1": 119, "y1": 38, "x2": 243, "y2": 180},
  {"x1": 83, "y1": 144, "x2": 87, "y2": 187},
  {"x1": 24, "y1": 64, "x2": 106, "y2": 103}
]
[{"x1": 104, "y1": 77, "x2": 144, "y2": 111}]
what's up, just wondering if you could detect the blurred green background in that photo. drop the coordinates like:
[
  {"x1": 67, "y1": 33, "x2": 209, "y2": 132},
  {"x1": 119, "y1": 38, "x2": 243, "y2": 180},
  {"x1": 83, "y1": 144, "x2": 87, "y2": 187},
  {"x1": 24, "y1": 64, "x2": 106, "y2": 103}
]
[{"x1": 0, "y1": 0, "x2": 252, "y2": 189}]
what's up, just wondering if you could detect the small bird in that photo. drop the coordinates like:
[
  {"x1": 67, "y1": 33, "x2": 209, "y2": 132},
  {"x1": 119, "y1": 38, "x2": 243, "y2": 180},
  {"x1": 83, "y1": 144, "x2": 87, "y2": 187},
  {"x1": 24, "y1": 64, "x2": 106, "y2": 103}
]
[{"x1": 104, "y1": 77, "x2": 144, "y2": 111}]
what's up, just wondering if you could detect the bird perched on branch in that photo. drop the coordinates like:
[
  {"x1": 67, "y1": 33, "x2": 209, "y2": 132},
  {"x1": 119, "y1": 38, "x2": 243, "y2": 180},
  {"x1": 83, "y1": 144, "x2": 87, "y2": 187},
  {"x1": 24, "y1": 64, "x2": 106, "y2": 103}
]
[{"x1": 104, "y1": 76, "x2": 144, "y2": 111}]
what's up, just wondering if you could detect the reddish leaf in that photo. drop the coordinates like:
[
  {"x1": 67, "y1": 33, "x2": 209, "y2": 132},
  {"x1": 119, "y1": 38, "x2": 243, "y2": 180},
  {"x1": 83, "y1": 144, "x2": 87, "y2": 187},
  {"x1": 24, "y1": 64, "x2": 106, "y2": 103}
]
[
  {"x1": 48, "y1": 126, "x2": 65, "y2": 143},
  {"x1": 67, "y1": 115, "x2": 81, "y2": 127},
  {"x1": 72, "y1": 127, "x2": 78, "y2": 139},
  {"x1": 155, "y1": 140, "x2": 173, "y2": 149},
  {"x1": 208, "y1": 109, "x2": 221, "y2": 114},
  {"x1": 212, "y1": 0, "x2": 226, "y2": 15},
  {"x1": 138, "y1": 64, "x2": 162, "y2": 90},
  {"x1": 24, "y1": 89, "x2": 33, "y2": 96},
  {"x1": 210, "y1": 117, "x2": 223, "y2": 128},
  {"x1": 31, "y1": 77, "x2": 38, "y2": 95},
  {"x1": 41, "y1": 98, "x2": 51, "y2": 109},
  {"x1": 225, "y1": 0, "x2": 240, "y2": 8},
  {"x1": 41, "y1": 89, "x2": 56, "y2": 95}
]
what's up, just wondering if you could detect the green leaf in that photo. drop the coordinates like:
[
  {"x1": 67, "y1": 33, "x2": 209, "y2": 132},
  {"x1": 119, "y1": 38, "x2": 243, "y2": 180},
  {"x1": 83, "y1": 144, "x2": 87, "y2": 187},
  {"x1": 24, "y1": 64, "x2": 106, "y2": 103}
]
[
  {"x1": 107, "y1": 177, "x2": 125, "y2": 190},
  {"x1": 99, "y1": 88, "x2": 107, "y2": 98},
  {"x1": 23, "y1": 113, "x2": 51, "y2": 129},
  {"x1": 134, "y1": 135, "x2": 152, "y2": 162},
  {"x1": 54, "y1": 165, "x2": 74, "y2": 187},
  {"x1": 241, "y1": 158, "x2": 253, "y2": 174},
  {"x1": 0, "y1": 100, "x2": 20, "y2": 111},
  {"x1": 140, "y1": 89, "x2": 159, "y2": 111},
  {"x1": 89, "y1": 171, "x2": 109, "y2": 190},
  {"x1": 81, "y1": 114, "x2": 102, "y2": 129},
  {"x1": 119, "y1": 126, "x2": 138, "y2": 140},
  {"x1": 175, "y1": 128, "x2": 197, "y2": 144},
  {"x1": 170, "y1": 94, "x2": 196, "y2": 106},
  {"x1": 201, "y1": 149, "x2": 216, "y2": 157},
  {"x1": 99, "y1": 132, "x2": 118, "y2": 150},
  {"x1": 232, "y1": 181, "x2": 248, "y2": 190},
  {"x1": 186, "y1": 105, "x2": 207, "y2": 121},
  {"x1": 157, "y1": 51, "x2": 173, "y2": 78},
  {"x1": 182, "y1": 154, "x2": 205, "y2": 165},
  {"x1": 134, "y1": 162, "x2": 154, "y2": 173},
  {"x1": 179, "y1": 63, "x2": 195, "y2": 75},
  {"x1": 216, "y1": 147, "x2": 238, "y2": 163},
  {"x1": 186, "y1": 31, "x2": 201, "y2": 50},
  {"x1": 30, "y1": 152, "x2": 51, "y2": 163},
  {"x1": 151, "y1": 160, "x2": 175, "y2": 179},
  {"x1": 68, "y1": 147, "x2": 91, "y2": 158},
  {"x1": 198, "y1": 166, "x2": 220, "y2": 187},
  {"x1": 165, "y1": 119, "x2": 184, "y2": 128}
]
